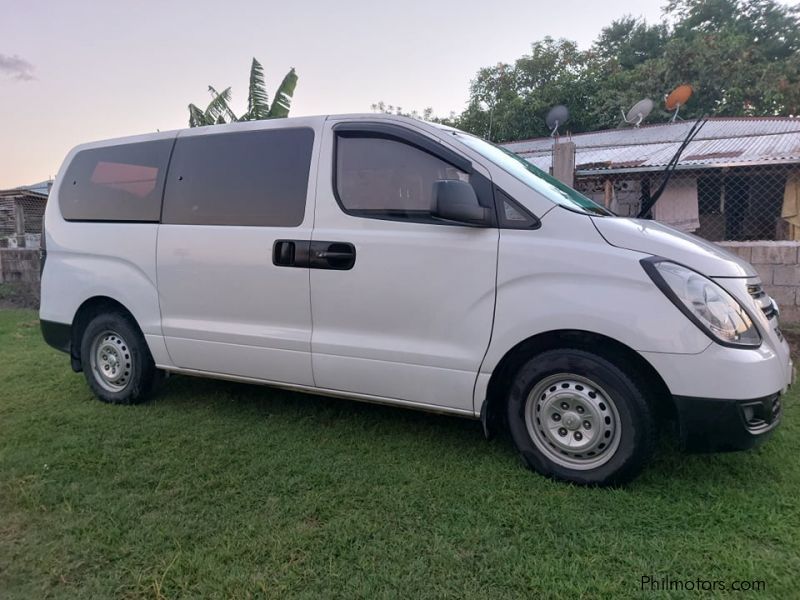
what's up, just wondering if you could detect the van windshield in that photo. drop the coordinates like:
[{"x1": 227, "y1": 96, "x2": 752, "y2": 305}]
[{"x1": 454, "y1": 132, "x2": 612, "y2": 216}]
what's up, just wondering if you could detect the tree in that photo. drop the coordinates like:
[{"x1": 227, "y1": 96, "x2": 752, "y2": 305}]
[
  {"x1": 661, "y1": 0, "x2": 800, "y2": 117},
  {"x1": 457, "y1": 38, "x2": 595, "y2": 141},
  {"x1": 453, "y1": 0, "x2": 800, "y2": 141},
  {"x1": 370, "y1": 100, "x2": 456, "y2": 125},
  {"x1": 593, "y1": 16, "x2": 669, "y2": 70},
  {"x1": 188, "y1": 59, "x2": 298, "y2": 127}
]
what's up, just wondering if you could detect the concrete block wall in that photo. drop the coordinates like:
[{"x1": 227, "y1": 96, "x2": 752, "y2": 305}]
[
  {"x1": 719, "y1": 241, "x2": 800, "y2": 323},
  {"x1": 0, "y1": 248, "x2": 41, "y2": 283}
]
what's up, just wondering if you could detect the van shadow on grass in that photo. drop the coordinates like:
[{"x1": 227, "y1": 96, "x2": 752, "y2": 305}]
[
  {"x1": 157, "y1": 372, "x2": 481, "y2": 435},
  {"x1": 152, "y1": 372, "x2": 498, "y2": 459}
]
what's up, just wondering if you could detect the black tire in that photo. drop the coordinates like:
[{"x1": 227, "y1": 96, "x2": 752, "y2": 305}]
[
  {"x1": 506, "y1": 348, "x2": 655, "y2": 486},
  {"x1": 79, "y1": 310, "x2": 159, "y2": 405}
]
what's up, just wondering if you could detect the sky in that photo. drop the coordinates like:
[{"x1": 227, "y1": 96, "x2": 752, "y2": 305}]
[{"x1": 2, "y1": 0, "x2": 681, "y2": 187}]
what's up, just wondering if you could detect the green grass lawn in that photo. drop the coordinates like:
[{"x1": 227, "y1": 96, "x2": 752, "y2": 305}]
[{"x1": 1, "y1": 308, "x2": 799, "y2": 598}]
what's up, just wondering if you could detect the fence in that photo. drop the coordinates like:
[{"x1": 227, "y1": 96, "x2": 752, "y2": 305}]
[
  {"x1": 573, "y1": 163, "x2": 800, "y2": 242},
  {"x1": 0, "y1": 248, "x2": 41, "y2": 283},
  {"x1": 0, "y1": 194, "x2": 46, "y2": 248}
]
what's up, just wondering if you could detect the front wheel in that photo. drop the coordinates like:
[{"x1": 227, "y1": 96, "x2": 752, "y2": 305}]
[
  {"x1": 80, "y1": 311, "x2": 159, "y2": 405},
  {"x1": 506, "y1": 348, "x2": 655, "y2": 486}
]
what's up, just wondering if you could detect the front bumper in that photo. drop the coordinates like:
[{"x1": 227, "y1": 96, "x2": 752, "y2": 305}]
[
  {"x1": 674, "y1": 393, "x2": 783, "y2": 452},
  {"x1": 641, "y1": 319, "x2": 791, "y2": 452}
]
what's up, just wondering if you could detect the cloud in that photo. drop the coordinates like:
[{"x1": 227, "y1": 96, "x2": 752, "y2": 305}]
[{"x1": 0, "y1": 53, "x2": 36, "y2": 81}]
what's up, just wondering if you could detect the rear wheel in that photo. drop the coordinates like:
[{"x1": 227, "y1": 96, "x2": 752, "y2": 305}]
[
  {"x1": 506, "y1": 348, "x2": 655, "y2": 486},
  {"x1": 80, "y1": 311, "x2": 159, "y2": 404}
]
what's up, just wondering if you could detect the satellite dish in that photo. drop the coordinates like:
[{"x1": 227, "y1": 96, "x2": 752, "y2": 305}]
[
  {"x1": 622, "y1": 98, "x2": 654, "y2": 127},
  {"x1": 546, "y1": 105, "x2": 569, "y2": 137},
  {"x1": 665, "y1": 84, "x2": 693, "y2": 122}
]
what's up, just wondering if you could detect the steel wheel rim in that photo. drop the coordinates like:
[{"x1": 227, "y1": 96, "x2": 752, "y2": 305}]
[
  {"x1": 89, "y1": 330, "x2": 132, "y2": 393},
  {"x1": 524, "y1": 373, "x2": 622, "y2": 470}
]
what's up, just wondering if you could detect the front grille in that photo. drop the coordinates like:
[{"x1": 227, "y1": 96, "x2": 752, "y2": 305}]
[{"x1": 747, "y1": 283, "x2": 778, "y2": 321}]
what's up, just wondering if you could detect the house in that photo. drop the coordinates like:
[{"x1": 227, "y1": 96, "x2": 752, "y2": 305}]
[
  {"x1": 503, "y1": 117, "x2": 800, "y2": 242},
  {"x1": 0, "y1": 180, "x2": 52, "y2": 248}
]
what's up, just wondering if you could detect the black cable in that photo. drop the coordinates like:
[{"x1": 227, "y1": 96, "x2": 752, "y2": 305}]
[
  {"x1": 638, "y1": 117, "x2": 705, "y2": 217},
  {"x1": 637, "y1": 116, "x2": 708, "y2": 218}
]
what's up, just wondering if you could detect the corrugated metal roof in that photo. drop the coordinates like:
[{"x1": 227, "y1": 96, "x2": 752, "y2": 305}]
[
  {"x1": 21, "y1": 180, "x2": 53, "y2": 196},
  {"x1": 0, "y1": 180, "x2": 52, "y2": 199},
  {"x1": 502, "y1": 117, "x2": 800, "y2": 175}
]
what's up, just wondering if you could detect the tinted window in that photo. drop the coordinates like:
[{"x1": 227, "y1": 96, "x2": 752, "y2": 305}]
[
  {"x1": 60, "y1": 139, "x2": 172, "y2": 221},
  {"x1": 335, "y1": 136, "x2": 476, "y2": 222},
  {"x1": 496, "y1": 189, "x2": 539, "y2": 229},
  {"x1": 162, "y1": 128, "x2": 314, "y2": 227}
]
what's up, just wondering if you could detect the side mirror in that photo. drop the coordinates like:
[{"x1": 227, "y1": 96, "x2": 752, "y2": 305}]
[{"x1": 432, "y1": 180, "x2": 492, "y2": 226}]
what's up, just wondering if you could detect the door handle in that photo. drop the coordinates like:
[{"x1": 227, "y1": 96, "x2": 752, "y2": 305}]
[
  {"x1": 310, "y1": 242, "x2": 356, "y2": 270},
  {"x1": 315, "y1": 251, "x2": 353, "y2": 260},
  {"x1": 273, "y1": 239, "x2": 312, "y2": 267},
  {"x1": 273, "y1": 240, "x2": 295, "y2": 266},
  {"x1": 273, "y1": 240, "x2": 355, "y2": 270}
]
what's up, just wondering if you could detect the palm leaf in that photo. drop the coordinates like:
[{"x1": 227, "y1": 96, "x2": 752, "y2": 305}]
[
  {"x1": 246, "y1": 58, "x2": 270, "y2": 121},
  {"x1": 267, "y1": 68, "x2": 298, "y2": 118},
  {"x1": 188, "y1": 103, "x2": 209, "y2": 127},
  {"x1": 207, "y1": 86, "x2": 238, "y2": 123}
]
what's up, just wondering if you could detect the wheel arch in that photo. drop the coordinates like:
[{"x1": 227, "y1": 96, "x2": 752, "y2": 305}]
[
  {"x1": 69, "y1": 296, "x2": 141, "y2": 372},
  {"x1": 481, "y1": 329, "x2": 675, "y2": 439}
]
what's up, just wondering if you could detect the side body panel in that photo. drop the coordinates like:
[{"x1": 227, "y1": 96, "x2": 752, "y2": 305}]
[
  {"x1": 477, "y1": 207, "x2": 714, "y2": 412},
  {"x1": 308, "y1": 118, "x2": 499, "y2": 412},
  {"x1": 485, "y1": 207, "x2": 712, "y2": 362},
  {"x1": 155, "y1": 118, "x2": 324, "y2": 385},
  {"x1": 155, "y1": 225, "x2": 316, "y2": 384},
  {"x1": 40, "y1": 131, "x2": 177, "y2": 364},
  {"x1": 40, "y1": 221, "x2": 162, "y2": 336}
]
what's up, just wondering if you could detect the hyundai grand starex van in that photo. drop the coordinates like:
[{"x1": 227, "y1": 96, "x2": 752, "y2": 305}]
[{"x1": 40, "y1": 114, "x2": 792, "y2": 485}]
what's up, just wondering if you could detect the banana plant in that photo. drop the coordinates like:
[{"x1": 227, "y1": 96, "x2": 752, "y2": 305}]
[
  {"x1": 266, "y1": 66, "x2": 298, "y2": 118},
  {"x1": 187, "y1": 59, "x2": 298, "y2": 127},
  {"x1": 188, "y1": 87, "x2": 235, "y2": 127}
]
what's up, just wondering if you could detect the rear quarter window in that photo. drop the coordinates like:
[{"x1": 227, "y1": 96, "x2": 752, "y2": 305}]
[
  {"x1": 59, "y1": 139, "x2": 173, "y2": 222},
  {"x1": 161, "y1": 127, "x2": 314, "y2": 227}
]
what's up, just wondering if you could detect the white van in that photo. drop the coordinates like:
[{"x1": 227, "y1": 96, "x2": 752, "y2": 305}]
[{"x1": 40, "y1": 115, "x2": 791, "y2": 485}]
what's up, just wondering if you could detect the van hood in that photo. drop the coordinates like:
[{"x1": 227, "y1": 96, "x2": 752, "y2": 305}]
[{"x1": 591, "y1": 217, "x2": 756, "y2": 278}]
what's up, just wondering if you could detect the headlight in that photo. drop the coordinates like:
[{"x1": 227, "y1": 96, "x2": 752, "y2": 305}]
[{"x1": 641, "y1": 258, "x2": 761, "y2": 348}]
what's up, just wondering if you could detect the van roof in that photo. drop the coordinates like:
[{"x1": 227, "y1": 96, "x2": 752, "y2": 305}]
[{"x1": 73, "y1": 113, "x2": 437, "y2": 151}]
